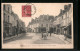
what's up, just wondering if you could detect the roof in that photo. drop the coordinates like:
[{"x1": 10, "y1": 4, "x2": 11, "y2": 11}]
[{"x1": 56, "y1": 4, "x2": 71, "y2": 18}]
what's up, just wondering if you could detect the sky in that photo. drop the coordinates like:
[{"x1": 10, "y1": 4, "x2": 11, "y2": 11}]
[{"x1": 2, "y1": 3, "x2": 73, "y2": 27}]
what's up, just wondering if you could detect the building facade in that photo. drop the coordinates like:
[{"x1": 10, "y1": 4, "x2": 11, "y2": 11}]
[
  {"x1": 3, "y1": 4, "x2": 13, "y2": 37},
  {"x1": 27, "y1": 15, "x2": 54, "y2": 33},
  {"x1": 27, "y1": 4, "x2": 72, "y2": 39},
  {"x1": 3, "y1": 4, "x2": 26, "y2": 39},
  {"x1": 53, "y1": 4, "x2": 72, "y2": 39}
]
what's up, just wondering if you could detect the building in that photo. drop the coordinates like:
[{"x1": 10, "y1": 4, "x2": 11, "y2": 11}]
[
  {"x1": 27, "y1": 4, "x2": 72, "y2": 39},
  {"x1": 3, "y1": 4, "x2": 26, "y2": 39},
  {"x1": 53, "y1": 4, "x2": 72, "y2": 39},
  {"x1": 3, "y1": 4, "x2": 13, "y2": 37},
  {"x1": 18, "y1": 19, "x2": 26, "y2": 34},
  {"x1": 61, "y1": 4, "x2": 72, "y2": 38},
  {"x1": 11, "y1": 12, "x2": 19, "y2": 35},
  {"x1": 27, "y1": 15, "x2": 54, "y2": 33}
]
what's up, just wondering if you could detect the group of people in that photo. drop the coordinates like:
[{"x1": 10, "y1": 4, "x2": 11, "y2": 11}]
[{"x1": 41, "y1": 31, "x2": 52, "y2": 40}]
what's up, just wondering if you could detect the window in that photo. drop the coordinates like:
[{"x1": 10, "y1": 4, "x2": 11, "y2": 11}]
[
  {"x1": 8, "y1": 16, "x2": 9, "y2": 22},
  {"x1": 4, "y1": 13, "x2": 5, "y2": 22},
  {"x1": 3, "y1": 5, "x2": 5, "y2": 10},
  {"x1": 8, "y1": 7, "x2": 9, "y2": 12}
]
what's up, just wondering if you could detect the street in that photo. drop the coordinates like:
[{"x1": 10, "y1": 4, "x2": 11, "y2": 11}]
[{"x1": 3, "y1": 33, "x2": 67, "y2": 44}]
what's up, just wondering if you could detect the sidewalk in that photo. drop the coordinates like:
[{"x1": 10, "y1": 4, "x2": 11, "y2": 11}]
[
  {"x1": 52, "y1": 34, "x2": 72, "y2": 44},
  {"x1": 3, "y1": 33, "x2": 26, "y2": 43}
]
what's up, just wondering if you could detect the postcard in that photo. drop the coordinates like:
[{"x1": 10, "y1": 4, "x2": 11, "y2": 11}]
[{"x1": 1, "y1": 3, "x2": 73, "y2": 49}]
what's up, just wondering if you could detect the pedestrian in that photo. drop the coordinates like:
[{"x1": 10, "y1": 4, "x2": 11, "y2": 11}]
[
  {"x1": 49, "y1": 31, "x2": 52, "y2": 36},
  {"x1": 43, "y1": 33, "x2": 47, "y2": 40},
  {"x1": 49, "y1": 28, "x2": 53, "y2": 37}
]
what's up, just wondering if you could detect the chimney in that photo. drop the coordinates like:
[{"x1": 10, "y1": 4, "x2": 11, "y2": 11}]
[
  {"x1": 64, "y1": 5, "x2": 68, "y2": 10},
  {"x1": 68, "y1": 4, "x2": 71, "y2": 8}
]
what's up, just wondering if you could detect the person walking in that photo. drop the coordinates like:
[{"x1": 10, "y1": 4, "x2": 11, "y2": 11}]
[{"x1": 49, "y1": 28, "x2": 53, "y2": 36}]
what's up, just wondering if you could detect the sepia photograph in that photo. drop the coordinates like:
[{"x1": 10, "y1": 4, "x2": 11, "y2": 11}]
[{"x1": 1, "y1": 3, "x2": 73, "y2": 49}]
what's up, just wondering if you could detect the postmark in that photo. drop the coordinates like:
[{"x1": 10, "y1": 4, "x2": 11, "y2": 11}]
[{"x1": 22, "y1": 3, "x2": 36, "y2": 17}]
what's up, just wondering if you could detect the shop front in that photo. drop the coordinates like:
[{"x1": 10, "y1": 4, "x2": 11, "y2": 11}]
[
  {"x1": 62, "y1": 23, "x2": 71, "y2": 39},
  {"x1": 3, "y1": 22, "x2": 12, "y2": 38}
]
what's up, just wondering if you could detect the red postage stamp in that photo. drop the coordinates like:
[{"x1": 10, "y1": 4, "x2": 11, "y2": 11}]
[{"x1": 22, "y1": 5, "x2": 31, "y2": 17}]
